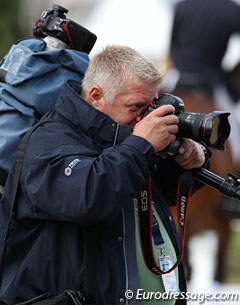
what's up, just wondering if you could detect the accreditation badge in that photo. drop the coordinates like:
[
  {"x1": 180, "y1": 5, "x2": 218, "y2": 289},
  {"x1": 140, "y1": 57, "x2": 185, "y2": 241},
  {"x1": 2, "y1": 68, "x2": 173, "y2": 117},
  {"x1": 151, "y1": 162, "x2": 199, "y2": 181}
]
[{"x1": 159, "y1": 255, "x2": 179, "y2": 293}]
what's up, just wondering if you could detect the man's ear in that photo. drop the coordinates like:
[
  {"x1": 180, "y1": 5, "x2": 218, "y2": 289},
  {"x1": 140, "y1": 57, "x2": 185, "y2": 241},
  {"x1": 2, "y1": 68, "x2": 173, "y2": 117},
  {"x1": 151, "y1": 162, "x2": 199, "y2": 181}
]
[{"x1": 88, "y1": 86, "x2": 104, "y2": 108}]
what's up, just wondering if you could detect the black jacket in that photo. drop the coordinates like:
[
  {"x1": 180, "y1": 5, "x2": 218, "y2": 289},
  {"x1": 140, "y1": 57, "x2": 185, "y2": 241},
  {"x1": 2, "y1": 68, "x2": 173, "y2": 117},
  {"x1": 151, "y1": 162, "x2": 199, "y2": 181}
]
[{"x1": 0, "y1": 79, "x2": 205, "y2": 304}]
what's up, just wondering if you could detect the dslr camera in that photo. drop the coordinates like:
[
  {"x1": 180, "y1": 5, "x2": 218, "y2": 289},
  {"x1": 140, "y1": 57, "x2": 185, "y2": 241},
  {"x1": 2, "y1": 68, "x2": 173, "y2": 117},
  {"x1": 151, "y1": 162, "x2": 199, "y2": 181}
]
[
  {"x1": 146, "y1": 93, "x2": 231, "y2": 155},
  {"x1": 33, "y1": 4, "x2": 97, "y2": 54}
]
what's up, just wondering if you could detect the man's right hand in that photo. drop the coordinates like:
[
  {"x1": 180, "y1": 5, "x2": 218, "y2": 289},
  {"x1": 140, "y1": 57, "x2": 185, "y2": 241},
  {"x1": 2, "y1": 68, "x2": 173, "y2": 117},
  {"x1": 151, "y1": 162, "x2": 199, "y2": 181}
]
[{"x1": 132, "y1": 104, "x2": 179, "y2": 152}]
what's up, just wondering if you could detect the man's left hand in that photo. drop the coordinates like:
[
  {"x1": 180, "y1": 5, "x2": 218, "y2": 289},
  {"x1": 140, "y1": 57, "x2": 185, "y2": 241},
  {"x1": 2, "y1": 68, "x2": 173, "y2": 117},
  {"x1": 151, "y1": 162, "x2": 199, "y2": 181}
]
[{"x1": 174, "y1": 139, "x2": 206, "y2": 169}]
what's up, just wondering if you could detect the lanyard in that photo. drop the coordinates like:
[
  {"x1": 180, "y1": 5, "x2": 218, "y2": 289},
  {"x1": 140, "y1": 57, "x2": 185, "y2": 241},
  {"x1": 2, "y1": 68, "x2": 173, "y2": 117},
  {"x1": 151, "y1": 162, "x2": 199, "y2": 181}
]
[{"x1": 138, "y1": 171, "x2": 193, "y2": 275}]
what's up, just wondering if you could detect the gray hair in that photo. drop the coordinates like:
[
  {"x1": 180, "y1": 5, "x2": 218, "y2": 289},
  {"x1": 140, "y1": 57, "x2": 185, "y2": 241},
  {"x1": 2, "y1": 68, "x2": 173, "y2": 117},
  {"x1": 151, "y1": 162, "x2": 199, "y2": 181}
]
[{"x1": 81, "y1": 45, "x2": 163, "y2": 104}]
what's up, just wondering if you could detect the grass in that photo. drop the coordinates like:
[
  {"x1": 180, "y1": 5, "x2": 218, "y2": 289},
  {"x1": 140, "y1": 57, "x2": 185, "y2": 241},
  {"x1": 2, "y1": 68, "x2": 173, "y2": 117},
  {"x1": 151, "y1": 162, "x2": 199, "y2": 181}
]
[{"x1": 224, "y1": 220, "x2": 240, "y2": 284}]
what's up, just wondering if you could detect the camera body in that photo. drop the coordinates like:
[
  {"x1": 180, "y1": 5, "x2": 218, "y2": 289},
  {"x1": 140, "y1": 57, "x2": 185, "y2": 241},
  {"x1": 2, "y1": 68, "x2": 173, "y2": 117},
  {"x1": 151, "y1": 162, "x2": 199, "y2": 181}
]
[
  {"x1": 33, "y1": 4, "x2": 97, "y2": 54},
  {"x1": 146, "y1": 93, "x2": 230, "y2": 155}
]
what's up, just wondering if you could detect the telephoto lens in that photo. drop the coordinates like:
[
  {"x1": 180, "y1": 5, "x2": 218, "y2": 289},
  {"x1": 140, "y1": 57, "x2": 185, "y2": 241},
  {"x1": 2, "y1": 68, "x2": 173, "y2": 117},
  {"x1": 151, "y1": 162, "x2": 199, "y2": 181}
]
[
  {"x1": 178, "y1": 110, "x2": 230, "y2": 150},
  {"x1": 149, "y1": 93, "x2": 231, "y2": 153}
]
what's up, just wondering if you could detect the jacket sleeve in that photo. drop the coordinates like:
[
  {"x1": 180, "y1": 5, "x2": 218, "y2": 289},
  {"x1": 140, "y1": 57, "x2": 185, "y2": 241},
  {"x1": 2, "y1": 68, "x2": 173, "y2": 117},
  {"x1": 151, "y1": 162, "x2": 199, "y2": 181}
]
[
  {"x1": 19, "y1": 135, "x2": 153, "y2": 226},
  {"x1": 152, "y1": 153, "x2": 210, "y2": 205}
]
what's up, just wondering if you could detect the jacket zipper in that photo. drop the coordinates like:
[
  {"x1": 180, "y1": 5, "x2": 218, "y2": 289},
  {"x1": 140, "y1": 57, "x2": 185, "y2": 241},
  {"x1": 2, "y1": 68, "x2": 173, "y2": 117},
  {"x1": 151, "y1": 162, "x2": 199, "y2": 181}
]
[{"x1": 122, "y1": 209, "x2": 128, "y2": 305}]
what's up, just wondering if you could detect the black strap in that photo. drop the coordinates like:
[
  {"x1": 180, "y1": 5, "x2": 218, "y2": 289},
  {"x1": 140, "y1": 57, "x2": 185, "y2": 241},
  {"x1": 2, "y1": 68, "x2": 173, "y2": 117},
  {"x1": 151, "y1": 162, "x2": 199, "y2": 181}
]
[
  {"x1": 138, "y1": 171, "x2": 193, "y2": 275},
  {"x1": 16, "y1": 290, "x2": 82, "y2": 305},
  {"x1": 0, "y1": 119, "x2": 58, "y2": 284},
  {"x1": 0, "y1": 168, "x2": 8, "y2": 189},
  {"x1": 0, "y1": 69, "x2": 7, "y2": 83},
  {"x1": 0, "y1": 119, "x2": 98, "y2": 303},
  {"x1": 82, "y1": 227, "x2": 101, "y2": 304}
]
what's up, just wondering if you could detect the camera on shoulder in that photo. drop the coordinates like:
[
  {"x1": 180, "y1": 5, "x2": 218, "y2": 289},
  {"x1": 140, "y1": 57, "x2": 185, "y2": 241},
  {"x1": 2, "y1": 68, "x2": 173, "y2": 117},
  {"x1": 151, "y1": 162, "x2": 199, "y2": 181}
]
[{"x1": 33, "y1": 4, "x2": 97, "y2": 54}]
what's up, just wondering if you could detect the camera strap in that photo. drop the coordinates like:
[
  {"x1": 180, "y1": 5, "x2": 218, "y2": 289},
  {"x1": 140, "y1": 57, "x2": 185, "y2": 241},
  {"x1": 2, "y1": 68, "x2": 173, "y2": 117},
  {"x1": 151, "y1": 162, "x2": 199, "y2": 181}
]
[{"x1": 138, "y1": 171, "x2": 193, "y2": 275}]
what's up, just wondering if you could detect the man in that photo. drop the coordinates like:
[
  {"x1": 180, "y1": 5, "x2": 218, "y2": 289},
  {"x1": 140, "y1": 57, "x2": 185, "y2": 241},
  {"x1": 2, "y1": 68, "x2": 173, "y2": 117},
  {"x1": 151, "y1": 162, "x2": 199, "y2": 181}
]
[
  {"x1": 168, "y1": 0, "x2": 240, "y2": 98},
  {"x1": 0, "y1": 45, "x2": 207, "y2": 305}
]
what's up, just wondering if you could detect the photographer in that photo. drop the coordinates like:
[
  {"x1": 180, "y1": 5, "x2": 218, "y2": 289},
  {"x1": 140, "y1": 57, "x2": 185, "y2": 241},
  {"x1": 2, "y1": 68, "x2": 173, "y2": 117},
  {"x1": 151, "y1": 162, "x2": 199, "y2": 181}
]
[{"x1": 0, "y1": 45, "x2": 208, "y2": 305}]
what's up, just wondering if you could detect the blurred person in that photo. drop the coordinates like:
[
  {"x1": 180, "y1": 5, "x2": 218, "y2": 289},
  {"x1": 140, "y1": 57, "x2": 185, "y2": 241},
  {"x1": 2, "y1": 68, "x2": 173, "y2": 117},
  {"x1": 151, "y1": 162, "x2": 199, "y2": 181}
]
[
  {"x1": 214, "y1": 61, "x2": 240, "y2": 165},
  {"x1": 160, "y1": 0, "x2": 240, "y2": 293},
  {"x1": 167, "y1": 0, "x2": 240, "y2": 158},
  {"x1": 167, "y1": 0, "x2": 240, "y2": 99},
  {"x1": 0, "y1": 45, "x2": 208, "y2": 305}
]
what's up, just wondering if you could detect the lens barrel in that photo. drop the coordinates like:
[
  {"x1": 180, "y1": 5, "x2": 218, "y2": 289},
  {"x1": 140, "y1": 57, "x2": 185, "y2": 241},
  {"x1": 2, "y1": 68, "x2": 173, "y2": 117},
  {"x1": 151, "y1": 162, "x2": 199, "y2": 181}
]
[{"x1": 178, "y1": 111, "x2": 231, "y2": 150}]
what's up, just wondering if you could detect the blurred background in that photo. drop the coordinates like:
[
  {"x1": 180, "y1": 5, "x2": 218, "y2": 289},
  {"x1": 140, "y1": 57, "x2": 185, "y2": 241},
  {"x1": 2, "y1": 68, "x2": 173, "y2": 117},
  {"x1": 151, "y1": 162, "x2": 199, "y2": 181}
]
[
  {"x1": 1, "y1": 0, "x2": 240, "y2": 68},
  {"x1": 1, "y1": 0, "x2": 240, "y2": 303}
]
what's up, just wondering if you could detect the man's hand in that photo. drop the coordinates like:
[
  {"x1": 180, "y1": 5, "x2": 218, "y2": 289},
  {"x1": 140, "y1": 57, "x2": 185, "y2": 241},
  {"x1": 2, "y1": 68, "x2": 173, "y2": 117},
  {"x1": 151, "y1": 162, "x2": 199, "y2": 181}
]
[
  {"x1": 132, "y1": 105, "x2": 179, "y2": 152},
  {"x1": 174, "y1": 139, "x2": 206, "y2": 169}
]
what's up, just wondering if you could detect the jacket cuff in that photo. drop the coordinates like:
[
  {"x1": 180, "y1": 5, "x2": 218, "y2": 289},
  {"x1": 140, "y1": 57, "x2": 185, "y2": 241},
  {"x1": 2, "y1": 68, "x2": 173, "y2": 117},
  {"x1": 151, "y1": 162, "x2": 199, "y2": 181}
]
[
  {"x1": 121, "y1": 135, "x2": 154, "y2": 162},
  {"x1": 199, "y1": 143, "x2": 212, "y2": 168}
]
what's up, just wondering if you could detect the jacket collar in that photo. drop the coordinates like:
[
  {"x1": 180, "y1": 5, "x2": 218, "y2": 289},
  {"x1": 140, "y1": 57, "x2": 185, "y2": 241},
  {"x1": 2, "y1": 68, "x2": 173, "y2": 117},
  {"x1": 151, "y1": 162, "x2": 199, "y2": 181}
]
[{"x1": 56, "y1": 79, "x2": 132, "y2": 147}]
